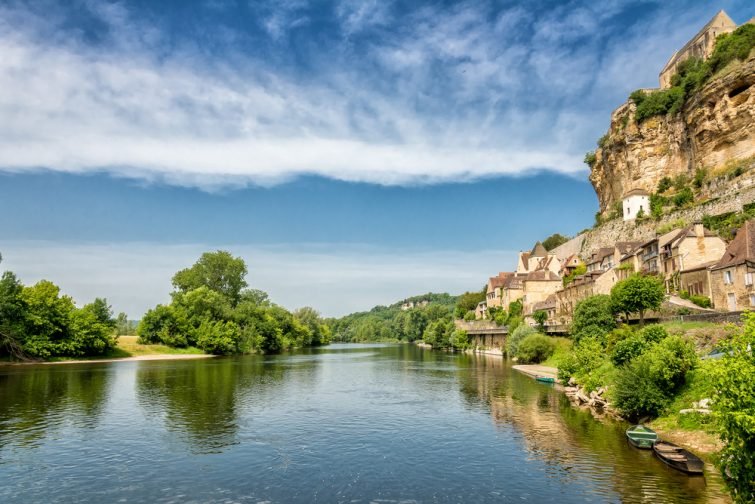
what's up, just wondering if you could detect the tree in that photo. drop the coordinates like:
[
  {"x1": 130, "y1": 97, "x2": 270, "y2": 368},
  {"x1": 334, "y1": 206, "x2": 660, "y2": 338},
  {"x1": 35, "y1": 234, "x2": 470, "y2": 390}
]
[
  {"x1": 172, "y1": 251, "x2": 248, "y2": 306},
  {"x1": 709, "y1": 313, "x2": 755, "y2": 503},
  {"x1": 571, "y1": 295, "x2": 616, "y2": 341},
  {"x1": 532, "y1": 310, "x2": 548, "y2": 332},
  {"x1": 294, "y1": 307, "x2": 331, "y2": 346},
  {"x1": 83, "y1": 298, "x2": 116, "y2": 330},
  {"x1": 542, "y1": 233, "x2": 569, "y2": 251},
  {"x1": 611, "y1": 275, "x2": 665, "y2": 326},
  {"x1": 454, "y1": 289, "x2": 486, "y2": 319}
]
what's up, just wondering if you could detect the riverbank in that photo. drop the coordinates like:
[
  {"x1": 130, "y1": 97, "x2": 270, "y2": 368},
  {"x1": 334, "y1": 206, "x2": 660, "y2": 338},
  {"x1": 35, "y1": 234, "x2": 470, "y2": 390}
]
[{"x1": 0, "y1": 335, "x2": 211, "y2": 366}]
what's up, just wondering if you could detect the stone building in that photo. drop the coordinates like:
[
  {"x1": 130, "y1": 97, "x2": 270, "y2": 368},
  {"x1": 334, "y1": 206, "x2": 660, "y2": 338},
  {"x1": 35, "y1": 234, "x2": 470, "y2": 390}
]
[
  {"x1": 679, "y1": 262, "x2": 717, "y2": 300},
  {"x1": 486, "y1": 273, "x2": 512, "y2": 309},
  {"x1": 622, "y1": 189, "x2": 650, "y2": 221},
  {"x1": 660, "y1": 223, "x2": 727, "y2": 292},
  {"x1": 710, "y1": 220, "x2": 755, "y2": 311},
  {"x1": 522, "y1": 270, "x2": 562, "y2": 315},
  {"x1": 659, "y1": 10, "x2": 737, "y2": 88}
]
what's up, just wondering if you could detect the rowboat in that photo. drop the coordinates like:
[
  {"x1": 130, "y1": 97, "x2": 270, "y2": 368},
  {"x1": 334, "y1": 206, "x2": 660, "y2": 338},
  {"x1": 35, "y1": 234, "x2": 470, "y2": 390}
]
[
  {"x1": 652, "y1": 441, "x2": 704, "y2": 474},
  {"x1": 535, "y1": 376, "x2": 555, "y2": 383},
  {"x1": 625, "y1": 425, "x2": 658, "y2": 449}
]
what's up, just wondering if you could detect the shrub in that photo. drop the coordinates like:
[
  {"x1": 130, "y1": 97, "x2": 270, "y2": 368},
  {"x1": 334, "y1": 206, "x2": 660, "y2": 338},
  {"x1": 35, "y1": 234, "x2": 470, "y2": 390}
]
[
  {"x1": 650, "y1": 193, "x2": 666, "y2": 220},
  {"x1": 584, "y1": 151, "x2": 597, "y2": 168},
  {"x1": 507, "y1": 315, "x2": 523, "y2": 334},
  {"x1": 673, "y1": 187, "x2": 694, "y2": 207},
  {"x1": 572, "y1": 295, "x2": 616, "y2": 341},
  {"x1": 516, "y1": 334, "x2": 555, "y2": 364},
  {"x1": 463, "y1": 311, "x2": 476, "y2": 321},
  {"x1": 507, "y1": 324, "x2": 536, "y2": 357},
  {"x1": 689, "y1": 295, "x2": 712, "y2": 309},
  {"x1": 693, "y1": 167, "x2": 707, "y2": 189},
  {"x1": 613, "y1": 357, "x2": 670, "y2": 419},
  {"x1": 556, "y1": 337, "x2": 605, "y2": 384},
  {"x1": 707, "y1": 23, "x2": 755, "y2": 75},
  {"x1": 638, "y1": 324, "x2": 668, "y2": 344},
  {"x1": 195, "y1": 319, "x2": 241, "y2": 355},
  {"x1": 611, "y1": 334, "x2": 649, "y2": 366},
  {"x1": 657, "y1": 176, "x2": 673, "y2": 194},
  {"x1": 635, "y1": 87, "x2": 684, "y2": 122}
]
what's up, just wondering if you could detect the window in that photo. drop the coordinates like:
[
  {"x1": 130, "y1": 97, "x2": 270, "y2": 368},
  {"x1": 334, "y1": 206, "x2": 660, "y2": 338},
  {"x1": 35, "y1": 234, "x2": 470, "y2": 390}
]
[
  {"x1": 751, "y1": 294, "x2": 755, "y2": 307},
  {"x1": 746, "y1": 273, "x2": 753, "y2": 286},
  {"x1": 724, "y1": 270, "x2": 733, "y2": 285}
]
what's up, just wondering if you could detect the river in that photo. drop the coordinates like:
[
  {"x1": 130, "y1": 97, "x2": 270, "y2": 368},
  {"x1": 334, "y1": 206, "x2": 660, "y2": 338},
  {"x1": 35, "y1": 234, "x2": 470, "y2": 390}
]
[{"x1": 0, "y1": 343, "x2": 728, "y2": 503}]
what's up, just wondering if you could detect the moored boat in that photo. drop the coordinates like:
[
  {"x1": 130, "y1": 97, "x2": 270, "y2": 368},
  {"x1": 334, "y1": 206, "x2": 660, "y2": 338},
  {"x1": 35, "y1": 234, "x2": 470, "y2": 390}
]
[
  {"x1": 625, "y1": 425, "x2": 658, "y2": 449},
  {"x1": 535, "y1": 376, "x2": 555, "y2": 383},
  {"x1": 652, "y1": 441, "x2": 704, "y2": 474}
]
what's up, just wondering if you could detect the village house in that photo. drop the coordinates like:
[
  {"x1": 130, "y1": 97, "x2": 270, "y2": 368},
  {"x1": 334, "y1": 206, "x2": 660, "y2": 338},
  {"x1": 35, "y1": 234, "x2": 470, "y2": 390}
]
[
  {"x1": 529, "y1": 294, "x2": 557, "y2": 328},
  {"x1": 679, "y1": 261, "x2": 718, "y2": 300},
  {"x1": 710, "y1": 220, "x2": 755, "y2": 311},
  {"x1": 660, "y1": 223, "x2": 727, "y2": 292},
  {"x1": 475, "y1": 301, "x2": 488, "y2": 320},
  {"x1": 559, "y1": 254, "x2": 583, "y2": 278},
  {"x1": 486, "y1": 272, "x2": 513, "y2": 308},
  {"x1": 555, "y1": 271, "x2": 604, "y2": 323},
  {"x1": 501, "y1": 273, "x2": 527, "y2": 310},
  {"x1": 622, "y1": 189, "x2": 650, "y2": 221},
  {"x1": 618, "y1": 245, "x2": 642, "y2": 280},
  {"x1": 522, "y1": 270, "x2": 562, "y2": 316}
]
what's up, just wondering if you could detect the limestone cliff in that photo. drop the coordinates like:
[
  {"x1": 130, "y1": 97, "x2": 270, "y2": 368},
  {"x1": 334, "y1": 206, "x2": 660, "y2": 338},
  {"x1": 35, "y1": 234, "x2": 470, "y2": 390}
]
[{"x1": 590, "y1": 54, "x2": 755, "y2": 214}]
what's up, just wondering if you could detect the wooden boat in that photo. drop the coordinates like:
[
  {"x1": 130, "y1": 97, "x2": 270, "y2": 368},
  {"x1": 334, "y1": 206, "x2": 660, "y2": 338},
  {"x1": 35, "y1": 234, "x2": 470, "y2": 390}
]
[
  {"x1": 625, "y1": 425, "x2": 658, "y2": 449},
  {"x1": 535, "y1": 376, "x2": 555, "y2": 383},
  {"x1": 652, "y1": 441, "x2": 704, "y2": 474}
]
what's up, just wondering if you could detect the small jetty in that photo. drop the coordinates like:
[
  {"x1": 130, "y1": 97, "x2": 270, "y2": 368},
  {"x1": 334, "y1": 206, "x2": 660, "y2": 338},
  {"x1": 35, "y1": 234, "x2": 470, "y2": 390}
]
[{"x1": 512, "y1": 365, "x2": 559, "y2": 383}]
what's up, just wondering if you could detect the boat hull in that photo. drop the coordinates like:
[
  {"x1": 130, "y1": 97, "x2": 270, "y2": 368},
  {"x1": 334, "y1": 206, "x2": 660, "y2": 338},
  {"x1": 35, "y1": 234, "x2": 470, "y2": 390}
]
[
  {"x1": 625, "y1": 425, "x2": 658, "y2": 449},
  {"x1": 652, "y1": 441, "x2": 704, "y2": 475}
]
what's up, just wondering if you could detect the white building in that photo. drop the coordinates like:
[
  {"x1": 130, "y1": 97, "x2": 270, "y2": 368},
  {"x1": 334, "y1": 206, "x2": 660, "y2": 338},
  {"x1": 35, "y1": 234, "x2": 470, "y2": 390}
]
[{"x1": 622, "y1": 189, "x2": 650, "y2": 221}]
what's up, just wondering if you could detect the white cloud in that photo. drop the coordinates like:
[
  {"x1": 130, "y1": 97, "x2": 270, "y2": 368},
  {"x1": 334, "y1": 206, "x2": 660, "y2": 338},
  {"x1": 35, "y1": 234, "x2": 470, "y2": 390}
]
[
  {"x1": 0, "y1": 1, "x2": 729, "y2": 189},
  {"x1": 0, "y1": 241, "x2": 517, "y2": 318}
]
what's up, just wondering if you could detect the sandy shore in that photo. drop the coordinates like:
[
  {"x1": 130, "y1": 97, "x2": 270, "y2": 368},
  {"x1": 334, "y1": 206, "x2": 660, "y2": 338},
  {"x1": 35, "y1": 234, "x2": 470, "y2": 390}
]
[
  {"x1": 512, "y1": 364, "x2": 559, "y2": 380},
  {"x1": 0, "y1": 353, "x2": 215, "y2": 366}
]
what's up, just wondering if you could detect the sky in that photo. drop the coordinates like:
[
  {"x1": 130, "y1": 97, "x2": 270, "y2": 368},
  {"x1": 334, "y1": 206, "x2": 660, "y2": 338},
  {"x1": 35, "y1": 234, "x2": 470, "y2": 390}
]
[{"x1": 0, "y1": 0, "x2": 752, "y2": 317}]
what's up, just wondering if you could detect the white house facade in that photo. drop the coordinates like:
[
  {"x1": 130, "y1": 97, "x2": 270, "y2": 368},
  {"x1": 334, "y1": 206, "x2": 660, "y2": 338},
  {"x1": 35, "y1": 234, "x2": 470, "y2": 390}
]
[{"x1": 622, "y1": 189, "x2": 650, "y2": 221}]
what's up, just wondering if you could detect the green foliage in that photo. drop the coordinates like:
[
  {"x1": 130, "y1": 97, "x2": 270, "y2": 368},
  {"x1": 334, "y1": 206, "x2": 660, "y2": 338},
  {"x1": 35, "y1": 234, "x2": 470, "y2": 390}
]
[
  {"x1": 611, "y1": 334, "x2": 649, "y2": 366},
  {"x1": 463, "y1": 310, "x2": 476, "y2": 321},
  {"x1": 657, "y1": 176, "x2": 673, "y2": 194},
  {"x1": 455, "y1": 289, "x2": 486, "y2": 319},
  {"x1": 493, "y1": 310, "x2": 508, "y2": 327},
  {"x1": 635, "y1": 87, "x2": 684, "y2": 122},
  {"x1": 657, "y1": 218, "x2": 688, "y2": 235},
  {"x1": 649, "y1": 193, "x2": 666, "y2": 220},
  {"x1": 506, "y1": 315, "x2": 523, "y2": 334},
  {"x1": 562, "y1": 263, "x2": 587, "y2": 286},
  {"x1": 172, "y1": 250, "x2": 248, "y2": 306},
  {"x1": 507, "y1": 324, "x2": 536, "y2": 357},
  {"x1": 611, "y1": 275, "x2": 665, "y2": 325},
  {"x1": 541, "y1": 233, "x2": 569, "y2": 251},
  {"x1": 516, "y1": 334, "x2": 555, "y2": 364},
  {"x1": 421, "y1": 318, "x2": 463, "y2": 350},
  {"x1": 584, "y1": 151, "x2": 597, "y2": 168},
  {"x1": 702, "y1": 202, "x2": 755, "y2": 240},
  {"x1": 597, "y1": 134, "x2": 610, "y2": 149},
  {"x1": 693, "y1": 167, "x2": 707, "y2": 189},
  {"x1": 556, "y1": 337, "x2": 607, "y2": 388},
  {"x1": 571, "y1": 295, "x2": 616, "y2": 342},
  {"x1": 707, "y1": 23, "x2": 755, "y2": 75},
  {"x1": 673, "y1": 186, "x2": 694, "y2": 208},
  {"x1": 508, "y1": 299, "x2": 523, "y2": 318},
  {"x1": 709, "y1": 312, "x2": 755, "y2": 502},
  {"x1": 139, "y1": 252, "x2": 330, "y2": 354},
  {"x1": 532, "y1": 310, "x2": 548, "y2": 331},
  {"x1": 639, "y1": 324, "x2": 669, "y2": 344},
  {"x1": 688, "y1": 295, "x2": 712, "y2": 309}
]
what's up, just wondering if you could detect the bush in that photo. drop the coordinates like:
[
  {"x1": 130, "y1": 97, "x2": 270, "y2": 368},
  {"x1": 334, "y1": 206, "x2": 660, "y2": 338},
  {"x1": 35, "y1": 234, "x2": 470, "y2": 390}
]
[
  {"x1": 507, "y1": 324, "x2": 536, "y2": 357},
  {"x1": 635, "y1": 87, "x2": 684, "y2": 122},
  {"x1": 195, "y1": 319, "x2": 241, "y2": 355},
  {"x1": 584, "y1": 151, "x2": 597, "y2": 168},
  {"x1": 613, "y1": 357, "x2": 670, "y2": 419},
  {"x1": 611, "y1": 334, "x2": 649, "y2": 366},
  {"x1": 673, "y1": 187, "x2": 694, "y2": 207},
  {"x1": 657, "y1": 177, "x2": 672, "y2": 194},
  {"x1": 516, "y1": 334, "x2": 555, "y2": 364},
  {"x1": 556, "y1": 337, "x2": 605, "y2": 384},
  {"x1": 639, "y1": 324, "x2": 668, "y2": 344},
  {"x1": 572, "y1": 295, "x2": 616, "y2": 341},
  {"x1": 689, "y1": 295, "x2": 712, "y2": 309},
  {"x1": 693, "y1": 167, "x2": 707, "y2": 189},
  {"x1": 463, "y1": 310, "x2": 476, "y2": 321}
]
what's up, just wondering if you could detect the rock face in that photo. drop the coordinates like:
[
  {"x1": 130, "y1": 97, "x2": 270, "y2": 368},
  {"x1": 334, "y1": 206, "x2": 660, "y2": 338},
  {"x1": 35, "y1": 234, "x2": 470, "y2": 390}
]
[{"x1": 590, "y1": 54, "x2": 755, "y2": 214}]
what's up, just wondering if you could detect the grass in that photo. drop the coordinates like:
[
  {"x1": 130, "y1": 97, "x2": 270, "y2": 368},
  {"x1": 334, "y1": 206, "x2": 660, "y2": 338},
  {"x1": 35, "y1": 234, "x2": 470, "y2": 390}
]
[
  {"x1": 115, "y1": 335, "x2": 204, "y2": 357},
  {"x1": 541, "y1": 336, "x2": 572, "y2": 368}
]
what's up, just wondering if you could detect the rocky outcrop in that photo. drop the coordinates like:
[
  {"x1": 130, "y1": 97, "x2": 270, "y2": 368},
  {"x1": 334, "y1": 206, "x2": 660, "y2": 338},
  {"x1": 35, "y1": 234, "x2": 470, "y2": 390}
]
[{"x1": 590, "y1": 54, "x2": 755, "y2": 214}]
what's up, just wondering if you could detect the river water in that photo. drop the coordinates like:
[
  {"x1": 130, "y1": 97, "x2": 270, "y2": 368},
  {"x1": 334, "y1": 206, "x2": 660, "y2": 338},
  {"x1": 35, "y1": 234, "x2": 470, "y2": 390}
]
[{"x1": 0, "y1": 343, "x2": 728, "y2": 503}]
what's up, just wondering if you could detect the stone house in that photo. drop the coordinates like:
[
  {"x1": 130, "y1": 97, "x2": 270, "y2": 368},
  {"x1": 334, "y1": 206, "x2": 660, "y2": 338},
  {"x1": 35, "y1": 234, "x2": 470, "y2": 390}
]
[
  {"x1": 586, "y1": 247, "x2": 614, "y2": 272},
  {"x1": 529, "y1": 294, "x2": 557, "y2": 327},
  {"x1": 560, "y1": 254, "x2": 583, "y2": 277},
  {"x1": 522, "y1": 270, "x2": 562, "y2": 316},
  {"x1": 501, "y1": 273, "x2": 527, "y2": 311},
  {"x1": 622, "y1": 188, "x2": 650, "y2": 221},
  {"x1": 527, "y1": 242, "x2": 548, "y2": 271},
  {"x1": 710, "y1": 220, "x2": 755, "y2": 311},
  {"x1": 486, "y1": 273, "x2": 512, "y2": 308},
  {"x1": 679, "y1": 261, "x2": 718, "y2": 300},
  {"x1": 659, "y1": 11, "x2": 737, "y2": 89},
  {"x1": 618, "y1": 245, "x2": 643, "y2": 280},
  {"x1": 555, "y1": 271, "x2": 604, "y2": 323},
  {"x1": 475, "y1": 301, "x2": 488, "y2": 320},
  {"x1": 660, "y1": 223, "x2": 727, "y2": 292}
]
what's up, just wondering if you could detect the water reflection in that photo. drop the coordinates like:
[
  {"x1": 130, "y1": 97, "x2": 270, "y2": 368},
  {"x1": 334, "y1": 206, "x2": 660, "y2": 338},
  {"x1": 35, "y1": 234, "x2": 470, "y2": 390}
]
[
  {"x1": 0, "y1": 364, "x2": 112, "y2": 448},
  {"x1": 135, "y1": 354, "x2": 321, "y2": 454},
  {"x1": 456, "y1": 352, "x2": 728, "y2": 503}
]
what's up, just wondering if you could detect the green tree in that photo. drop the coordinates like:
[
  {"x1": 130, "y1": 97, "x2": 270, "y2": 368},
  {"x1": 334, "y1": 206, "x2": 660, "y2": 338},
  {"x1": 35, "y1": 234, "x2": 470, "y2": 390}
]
[
  {"x1": 454, "y1": 289, "x2": 486, "y2": 319},
  {"x1": 611, "y1": 275, "x2": 665, "y2": 326},
  {"x1": 710, "y1": 313, "x2": 755, "y2": 503},
  {"x1": 84, "y1": 298, "x2": 116, "y2": 330},
  {"x1": 172, "y1": 251, "x2": 248, "y2": 306},
  {"x1": 571, "y1": 295, "x2": 616, "y2": 341},
  {"x1": 532, "y1": 310, "x2": 548, "y2": 332},
  {"x1": 294, "y1": 307, "x2": 331, "y2": 346},
  {"x1": 542, "y1": 233, "x2": 569, "y2": 251}
]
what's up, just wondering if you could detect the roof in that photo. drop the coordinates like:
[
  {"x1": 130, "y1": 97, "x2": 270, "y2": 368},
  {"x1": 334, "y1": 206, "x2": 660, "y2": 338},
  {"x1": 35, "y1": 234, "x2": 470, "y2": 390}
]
[
  {"x1": 712, "y1": 220, "x2": 755, "y2": 270},
  {"x1": 519, "y1": 251, "x2": 531, "y2": 266},
  {"x1": 623, "y1": 188, "x2": 649, "y2": 198},
  {"x1": 488, "y1": 273, "x2": 513, "y2": 289},
  {"x1": 530, "y1": 241, "x2": 548, "y2": 258},
  {"x1": 525, "y1": 270, "x2": 561, "y2": 282},
  {"x1": 666, "y1": 224, "x2": 719, "y2": 248},
  {"x1": 680, "y1": 260, "x2": 719, "y2": 273},
  {"x1": 589, "y1": 247, "x2": 615, "y2": 264},
  {"x1": 532, "y1": 294, "x2": 557, "y2": 311},
  {"x1": 504, "y1": 274, "x2": 527, "y2": 289},
  {"x1": 616, "y1": 241, "x2": 642, "y2": 255},
  {"x1": 536, "y1": 255, "x2": 557, "y2": 271}
]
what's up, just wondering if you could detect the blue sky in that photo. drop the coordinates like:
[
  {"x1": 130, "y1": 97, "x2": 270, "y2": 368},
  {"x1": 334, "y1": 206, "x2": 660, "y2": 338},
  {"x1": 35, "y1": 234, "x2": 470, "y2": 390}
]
[{"x1": 0, "y1": 0, "x2": 752, "y2": 316}]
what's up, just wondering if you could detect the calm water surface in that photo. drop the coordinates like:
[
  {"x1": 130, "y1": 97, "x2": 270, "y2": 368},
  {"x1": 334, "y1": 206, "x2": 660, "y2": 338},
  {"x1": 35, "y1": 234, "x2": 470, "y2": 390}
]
[{"x1": 0, "y1": 344, "x2": 728, "y2": 503}]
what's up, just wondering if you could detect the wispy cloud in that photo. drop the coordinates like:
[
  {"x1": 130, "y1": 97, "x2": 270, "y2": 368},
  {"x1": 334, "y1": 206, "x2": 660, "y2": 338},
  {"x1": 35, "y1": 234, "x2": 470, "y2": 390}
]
[
  {"x1": 1, "y1": 241, "x2": 517, "y2": 318},
  {"x1": 0, "y1": 0, "x2": 741, "y2": 189}
]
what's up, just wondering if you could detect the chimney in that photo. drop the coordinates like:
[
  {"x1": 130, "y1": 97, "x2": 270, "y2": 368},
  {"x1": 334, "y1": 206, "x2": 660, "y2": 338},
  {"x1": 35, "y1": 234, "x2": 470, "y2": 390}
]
[{"x1": 694, "y1": 222, "x2": 704, "y2": 238}]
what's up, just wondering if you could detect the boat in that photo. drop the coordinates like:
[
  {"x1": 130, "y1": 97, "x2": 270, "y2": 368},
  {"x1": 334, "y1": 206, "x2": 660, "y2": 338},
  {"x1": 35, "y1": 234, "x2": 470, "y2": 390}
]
[
  {"x1": 625, "y1": 425, "x2": 658, "y2": 449},
  {"x1": 652, "y1": 441, "x2": 704, "y2": 474},
  {"x1": 535, "y1": 376, "x2": 555, "y2": 383}
]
